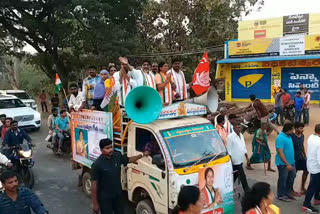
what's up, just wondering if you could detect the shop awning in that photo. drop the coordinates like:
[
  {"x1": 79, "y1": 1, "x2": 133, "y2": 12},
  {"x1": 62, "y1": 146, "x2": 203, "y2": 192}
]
[{"x1": 217, "y1": 54, "x2": 320, "y2": 64}]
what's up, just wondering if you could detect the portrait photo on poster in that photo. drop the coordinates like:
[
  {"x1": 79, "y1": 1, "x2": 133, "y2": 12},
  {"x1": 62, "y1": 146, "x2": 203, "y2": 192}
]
[
  {"x1": 75, "y1": 128, "x2": 89, "y2": 158},
  {"x1": 198, "y1": 163, "x2": 234, "y2": 214}
]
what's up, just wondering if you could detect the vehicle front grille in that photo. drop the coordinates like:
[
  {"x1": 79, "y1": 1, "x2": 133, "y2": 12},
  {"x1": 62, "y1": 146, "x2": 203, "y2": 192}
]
[{"x1": 14, "y1": 115, "x2": 34, "y2": 122}]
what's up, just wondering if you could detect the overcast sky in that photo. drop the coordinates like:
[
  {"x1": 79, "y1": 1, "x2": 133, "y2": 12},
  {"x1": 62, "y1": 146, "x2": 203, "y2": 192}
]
[{"x1": 244, "y1": 0, "x2": 320, "y2": 20}]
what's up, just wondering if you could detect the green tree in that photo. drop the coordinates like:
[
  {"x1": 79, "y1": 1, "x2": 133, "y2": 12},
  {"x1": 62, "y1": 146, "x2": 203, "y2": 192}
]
[{"x1": 0, "y1": 0, "x2": 146, "y2": 86}]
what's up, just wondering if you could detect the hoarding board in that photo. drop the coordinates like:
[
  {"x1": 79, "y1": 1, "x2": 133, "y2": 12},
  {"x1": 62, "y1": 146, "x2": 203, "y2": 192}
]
[{"x1": 71, "y1": 110, "x2": 113, "y2": 168}]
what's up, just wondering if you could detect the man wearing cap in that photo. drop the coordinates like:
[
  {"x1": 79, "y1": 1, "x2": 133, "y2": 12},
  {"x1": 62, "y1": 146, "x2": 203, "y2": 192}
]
[
  {"x1": 91, "y1": 69, "x2": 109, "y2": 111},
  {"x1": 91, "y1": 138, "x2": 150, "y2": 214}
]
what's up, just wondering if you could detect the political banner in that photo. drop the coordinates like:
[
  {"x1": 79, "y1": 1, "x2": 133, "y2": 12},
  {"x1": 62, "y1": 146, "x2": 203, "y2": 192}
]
[
  {"x1": 199, "y1": 161, "x2": 234, "y2": 214},
  {"x1": 70, "y1": 110, "x2": 113, "y2": 168}
]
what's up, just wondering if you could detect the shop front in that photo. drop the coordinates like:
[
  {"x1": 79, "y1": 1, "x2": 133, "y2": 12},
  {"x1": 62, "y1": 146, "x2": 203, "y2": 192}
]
[{"x1": 216, "y1": 58, "x2": 320, "y2": 104}]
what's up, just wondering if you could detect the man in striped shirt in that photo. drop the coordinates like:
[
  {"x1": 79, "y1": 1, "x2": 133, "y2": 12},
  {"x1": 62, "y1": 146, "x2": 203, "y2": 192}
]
[{"x1": 0, "y1": 170, "x2": 48, "y2": 214}]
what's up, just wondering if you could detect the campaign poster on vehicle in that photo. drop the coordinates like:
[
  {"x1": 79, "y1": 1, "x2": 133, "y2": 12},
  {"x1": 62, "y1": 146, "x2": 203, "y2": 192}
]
[
  {"x1": 198, "y1": 161, "x2": 234, "y2": 214},
  {"x1": 70, "y1": 110, "x2": 113, "y2": 168}
]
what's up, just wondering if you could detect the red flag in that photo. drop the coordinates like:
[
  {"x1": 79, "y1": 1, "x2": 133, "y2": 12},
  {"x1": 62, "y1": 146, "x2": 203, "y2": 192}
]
[{"x1": 191, "y1": 52, "x2": 211, "y2": 96}]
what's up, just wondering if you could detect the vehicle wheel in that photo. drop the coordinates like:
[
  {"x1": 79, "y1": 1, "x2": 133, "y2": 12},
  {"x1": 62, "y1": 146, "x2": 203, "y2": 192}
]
[
  {"x1": 19, "y1": 168, "x2": 34, "y2": 189},
  {"x1": 136, "y1": 199, "x2": 155, "y2": 214},
  {"x1": 82, "y1": 172, "x2": 92, "y2": 198}
]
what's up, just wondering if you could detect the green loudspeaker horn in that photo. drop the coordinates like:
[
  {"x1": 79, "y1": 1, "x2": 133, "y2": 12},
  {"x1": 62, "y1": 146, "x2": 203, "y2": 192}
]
[{"x1": 125, "y1": 86, "x2": 163, "y2": 124}]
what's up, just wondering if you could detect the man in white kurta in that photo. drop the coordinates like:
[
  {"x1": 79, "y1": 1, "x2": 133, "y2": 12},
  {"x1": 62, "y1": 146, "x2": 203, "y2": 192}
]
[{"x1": 167, "y1": 58, "x2": 187, "y2": 101}]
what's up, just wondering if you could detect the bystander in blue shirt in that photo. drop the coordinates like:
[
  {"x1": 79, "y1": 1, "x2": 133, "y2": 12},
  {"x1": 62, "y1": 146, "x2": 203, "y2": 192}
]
[
  {"x1": 275, "y1": 131, "x2": 295, "y2": 166},
  {"x1": 294, "y1": 96, "x2": 304, "y2": 111},
  {"x1": 0, "y1": 187, "x2": 48, "y2": 214}
]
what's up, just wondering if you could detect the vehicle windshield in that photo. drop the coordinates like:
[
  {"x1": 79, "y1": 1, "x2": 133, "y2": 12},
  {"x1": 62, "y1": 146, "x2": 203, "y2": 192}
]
[
  {"x1": 161, "y1": 123, "x2": 226, "y2": 167},
  {"x1": 7, "y1": 92, "x2": 30, "y2": 100},
  {"x1": 0, "y1": 99, "x2": 26, "y2": 108}
]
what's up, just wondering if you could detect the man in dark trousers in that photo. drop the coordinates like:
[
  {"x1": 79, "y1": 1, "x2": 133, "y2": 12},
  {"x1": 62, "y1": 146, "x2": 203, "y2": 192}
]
[{"x1": 91, "y1": 138, "x2": 150, "y2": 214}]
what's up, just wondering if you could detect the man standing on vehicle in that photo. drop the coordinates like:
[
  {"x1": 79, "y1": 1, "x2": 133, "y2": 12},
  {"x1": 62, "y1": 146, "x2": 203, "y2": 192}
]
[
  {"x1": 167, "y1": 58, "x2": 187, "y2": 102},
  {"x1": 151, "y1": 62, "x2": 159, "y2": 75},
  {"x1": 68, "y1": 83, "x2": 83, "y2": 112},
  {"x1": 39, "y1": 90, "x2": 48, "y2": 113},
  {"x1": 227, "y1": 123, "x2": 250, "y2": 192},
  {"x1": 91, "y1": 138, "x2": 149, "y2": 214},
  {"x1": 0, "y1": 170, "x2": 48, "y2": 214},
  {"x1": 80, "y1": 66, "x2": 100, "y2": 110},
  {"x1": 55, "y1": 109, "x2": 70, "y2": 155}
]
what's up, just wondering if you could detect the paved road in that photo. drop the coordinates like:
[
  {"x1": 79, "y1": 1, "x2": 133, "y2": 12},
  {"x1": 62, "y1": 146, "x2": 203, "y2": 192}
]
[{"x1": 29, "y1": 112, "x2": 315, "y2": 214}]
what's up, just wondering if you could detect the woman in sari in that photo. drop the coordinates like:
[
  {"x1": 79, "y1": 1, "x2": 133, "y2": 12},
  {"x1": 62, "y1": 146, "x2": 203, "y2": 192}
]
[
  {"x1": 242, "y1": 182, "x2": 280, "y2": 214},
  {"x1": 155, "y1": 62, "x2": 176, "y2": 106},
  {"x1": 249, "y1": 122, "x2": 275, "y2": 172}
]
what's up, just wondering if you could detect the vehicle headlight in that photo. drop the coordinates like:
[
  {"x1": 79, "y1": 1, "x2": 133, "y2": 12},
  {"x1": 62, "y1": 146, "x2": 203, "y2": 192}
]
[{"x1": 19, "y1": 150, "x2": 32, "y2": 158}]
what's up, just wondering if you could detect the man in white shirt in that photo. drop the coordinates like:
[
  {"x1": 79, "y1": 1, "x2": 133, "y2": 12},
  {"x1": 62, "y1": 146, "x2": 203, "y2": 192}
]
[
  {"x1": 227, "y1": 123, "x2": 250, "y2": 192},
  {"x1": 68, "y1": 83, "x2": 83, "y2": 112},
  {"x1": 121, "y1": 58, "x2": 156, "y2": 90},
  {"x1": 167, "y1": 58, "x2": 187, "y2": 101},
  {"x1": 114, "y1": 57, "x2": 139, "y2": 106},
  {"x1": 0, "y1": 152, "x2": 12, "y2": 167},
  {"x1": 303, "y1": 88, "x2": 311, "y2": 125},
  {"x1": 302, "y1": 124, "x2": 320, "y2": 213}
]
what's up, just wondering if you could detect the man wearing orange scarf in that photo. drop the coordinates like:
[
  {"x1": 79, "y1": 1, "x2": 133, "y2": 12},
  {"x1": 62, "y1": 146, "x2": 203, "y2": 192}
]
[{"x1": 167, "y1": 58, "x2": 187, "y2": 102}]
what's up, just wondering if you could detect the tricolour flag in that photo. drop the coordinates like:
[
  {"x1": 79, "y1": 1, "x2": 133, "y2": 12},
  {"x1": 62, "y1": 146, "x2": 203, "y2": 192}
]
[
  {"x1": 55, "y1": 73, "x2": 63, "y2": 93},
  {"x1": 191, "y1": 51, "x2": 211, "y2": 96}
]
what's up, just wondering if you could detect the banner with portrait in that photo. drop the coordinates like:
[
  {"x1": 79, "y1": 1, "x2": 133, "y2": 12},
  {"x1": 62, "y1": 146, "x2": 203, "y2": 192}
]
[
  {"x1": 70, "y1": 110, "x2": 113, "y2": 168},
  {"x1": 198, "y1": 161, "x2": 234, "y2": 214}
]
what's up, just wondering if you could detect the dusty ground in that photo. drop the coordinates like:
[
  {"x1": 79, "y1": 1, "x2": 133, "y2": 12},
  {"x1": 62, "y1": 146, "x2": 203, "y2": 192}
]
[{"x1": 240, "y1": 104, "x2": 320, "y2": 213}]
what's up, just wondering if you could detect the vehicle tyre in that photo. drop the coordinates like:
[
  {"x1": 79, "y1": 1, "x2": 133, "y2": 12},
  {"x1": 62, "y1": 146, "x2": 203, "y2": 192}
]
[
  {"x1": 82, "y1": 172, "x2": 92, "y2": 198},
  {"x1": 136, "y1": 199, "x2": 155, "y2": 214},
  {"x1": 19, "y1": 168, "x2": 34, "y2": 189}
]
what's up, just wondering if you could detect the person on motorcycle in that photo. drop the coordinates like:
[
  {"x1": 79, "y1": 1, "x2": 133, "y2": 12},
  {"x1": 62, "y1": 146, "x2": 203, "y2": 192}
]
[
  {"x1": 246, "y1": 94, "x2": 279, "y2": 134},
  {"x1": 47, "y1": 108, "x2": 59, "y2": 149},
  {"x1": 0, "y1": 114, "x2": 6, "y2": 138},
  {"x1": 55, "y1": 109, "x2": 70, "y2": 155},
  {"x1": 1, "y1": 117, "x2": 12, "y2": 141},
  {"x1": 0, "y1": 152, "x2": 13, "y2": 168},
  {"x1": 2, "y1": 120, "x2": 33, "y2": 158}
]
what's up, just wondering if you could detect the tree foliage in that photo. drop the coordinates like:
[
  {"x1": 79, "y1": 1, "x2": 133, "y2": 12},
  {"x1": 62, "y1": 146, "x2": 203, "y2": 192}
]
[{"x1": 0, "y1": 0, "x2": 146, "y2": 85}]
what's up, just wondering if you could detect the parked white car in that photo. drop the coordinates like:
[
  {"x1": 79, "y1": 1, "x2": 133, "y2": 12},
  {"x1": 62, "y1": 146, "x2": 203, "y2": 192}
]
[
  {"x1": 0, "y1": 90, "x2": 37, "y2": 110},
  {"x1": 0, "y1": 95, "x2": 41, "y2": 130}
]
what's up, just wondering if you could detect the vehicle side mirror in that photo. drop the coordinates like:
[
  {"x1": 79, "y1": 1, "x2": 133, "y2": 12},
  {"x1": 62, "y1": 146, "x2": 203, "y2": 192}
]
[{"x1": 152, "y1": 154, "x2": 164, "y2": 168}]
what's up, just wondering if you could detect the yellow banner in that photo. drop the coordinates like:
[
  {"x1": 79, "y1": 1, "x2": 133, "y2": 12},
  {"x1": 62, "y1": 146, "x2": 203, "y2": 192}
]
[
  {"x1": 228, "y1": 38, "x2": 275, "y2": 58},
  {"x1": 305, "y1": 34, "x2": 320, "y2": 54},
  {"x1": 309, "y1": 13, "x2": 320, "y2": 35},
  {"x1": 238, "y1": 17, "x2": 283, "y2": 40}
]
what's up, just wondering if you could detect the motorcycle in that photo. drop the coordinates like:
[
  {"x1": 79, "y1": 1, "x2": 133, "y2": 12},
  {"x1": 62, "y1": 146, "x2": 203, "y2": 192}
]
[
  {"x1": 6, "y1": 142, "x2": 35, "y2": 189},
  {"x1": 47, "y1": 131, "x2": 71, "y2": 155},
  {"x1": 241, "y1": 112, "x2": 277, "y2": 136},
  {"x1": 283, "y1": 104, "x2": 295, "y2": 123}
]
